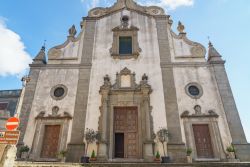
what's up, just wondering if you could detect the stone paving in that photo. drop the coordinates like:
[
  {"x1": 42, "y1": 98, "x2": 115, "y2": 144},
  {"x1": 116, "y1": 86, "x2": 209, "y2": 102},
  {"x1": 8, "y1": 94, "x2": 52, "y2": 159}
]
[{"x1": 14, "y1": 162, "x2": 250, "y2": 167}]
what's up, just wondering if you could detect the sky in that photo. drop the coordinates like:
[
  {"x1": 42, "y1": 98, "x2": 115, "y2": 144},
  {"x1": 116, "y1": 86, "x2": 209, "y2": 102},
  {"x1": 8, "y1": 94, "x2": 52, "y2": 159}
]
[{"x1": 0, "y1": 0, "x2": 249, "y2": 142}]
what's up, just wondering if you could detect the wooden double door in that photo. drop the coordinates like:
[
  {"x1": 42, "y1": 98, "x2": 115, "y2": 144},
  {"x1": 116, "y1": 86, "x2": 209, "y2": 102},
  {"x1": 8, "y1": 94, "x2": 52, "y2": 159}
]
[
  {"x1": 193, "y1": 124, "x2": 214, "y2": 158},
  {"x1": 41, "y1": 125, "x2": 61, "y2": 158},
  {"x1": 114, "y1": 107, "x2": 138, "y2": 158}
]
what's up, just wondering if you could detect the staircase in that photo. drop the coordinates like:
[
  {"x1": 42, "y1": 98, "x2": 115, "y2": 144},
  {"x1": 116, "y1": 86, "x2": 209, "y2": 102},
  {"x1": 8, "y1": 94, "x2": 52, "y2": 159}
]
[{"x1": 14, "y1": 162, "x2": 250, "y2": 167}]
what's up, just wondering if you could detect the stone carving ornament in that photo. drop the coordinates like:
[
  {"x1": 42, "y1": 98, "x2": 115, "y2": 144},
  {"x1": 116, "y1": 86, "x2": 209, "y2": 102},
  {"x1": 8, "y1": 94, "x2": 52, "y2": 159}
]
[
  {"x1": 88, "y1": 0, "x2": 165, "y2": 18},
  {"x1": 191, "y1": 45, "x2": 205, "y2": 57}
]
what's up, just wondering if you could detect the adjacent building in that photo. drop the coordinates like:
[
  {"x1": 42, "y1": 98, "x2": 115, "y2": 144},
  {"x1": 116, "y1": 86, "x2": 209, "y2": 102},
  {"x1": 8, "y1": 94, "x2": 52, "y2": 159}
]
[
  {"x1": 0, "y1": 90, "x2": 21, "y2": 130},
  {"x1": 17, "y1": 0, "x2": 250, "y2": 162}
]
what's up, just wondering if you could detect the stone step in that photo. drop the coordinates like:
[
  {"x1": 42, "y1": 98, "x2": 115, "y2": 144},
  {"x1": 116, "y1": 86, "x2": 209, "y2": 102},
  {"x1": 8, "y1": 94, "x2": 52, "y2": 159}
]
[{"x1": 14, "y1": 162, "x2": 250, "y2": 167}]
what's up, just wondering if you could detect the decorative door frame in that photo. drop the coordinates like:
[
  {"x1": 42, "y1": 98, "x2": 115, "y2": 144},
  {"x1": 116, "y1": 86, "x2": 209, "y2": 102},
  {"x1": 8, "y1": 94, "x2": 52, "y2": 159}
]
[
  {"x1": 29, "y1": 111, "x2": 72, "y2": 161},
  {"x1": 181, "y1": 108, "x2": 227, "y2": 160},
  {"x1": 98, "y1": 68, "x2": 154, "y2": 161}
]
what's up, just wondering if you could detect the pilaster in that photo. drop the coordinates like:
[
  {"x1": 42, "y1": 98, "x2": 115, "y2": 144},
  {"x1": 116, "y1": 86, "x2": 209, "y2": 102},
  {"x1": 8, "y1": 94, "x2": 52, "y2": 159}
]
[
  {"x1": 156, "y1": 17, "x2": 186, "y2": 162},
  {"x1": 66, "y1": 19, "x2": 96, "y2": 162},
  {"x1": 211, "y1": 62, "x2": 250, "y2": 161},
  {"x1": 17, "y1": 67, "x2": 41, "y2": 157}
]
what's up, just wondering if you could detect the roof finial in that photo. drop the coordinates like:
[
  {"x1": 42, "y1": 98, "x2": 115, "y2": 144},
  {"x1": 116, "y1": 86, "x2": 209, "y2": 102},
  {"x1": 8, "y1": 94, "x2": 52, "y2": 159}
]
[
  {"x1": 207, "y1": 39, "x2": 223, "y2": 62},
  {"x1": 68, "y1": 25, "x2": 77, "y2": 37},
  {"x1": 208, "y1": 36, "x2": 213, "y2": 47},
  {"x1": 42, "y1": 40, "x2": 46, "y2": 51},
  {"x1": 177, "y1": 21, "x2": 185, "y2": 34},
  {"x1": 33, "y1": 42, "x2": 47, "y2": 64}
]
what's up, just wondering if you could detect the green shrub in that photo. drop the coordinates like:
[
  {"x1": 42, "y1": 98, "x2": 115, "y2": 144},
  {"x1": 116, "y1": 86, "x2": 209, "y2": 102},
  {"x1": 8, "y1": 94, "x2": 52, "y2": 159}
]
[
  {"x1": 20, "y1": 145, "x2": 29, "y2": 153},
  {"x1": 91, "y1": 150, "x2": 96, "y2": 158},
  {"x1": 155, "y1": 151, "x2": 160, "y2": 159},
  {"x1": 57, "y1": 150, "x2": 67, "y2": 158},
  {"x1": 226, "y1": 145, "x2": 235, "y2": 153},
  {"x1": 186, "y1": 148, "x2": 192, "y2": 156}
]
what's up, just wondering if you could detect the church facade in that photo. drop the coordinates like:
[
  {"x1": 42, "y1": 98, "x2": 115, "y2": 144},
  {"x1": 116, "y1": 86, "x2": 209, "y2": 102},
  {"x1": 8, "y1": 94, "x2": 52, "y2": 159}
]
[{"x1": 17, "y1": 0, "x2": 250, "y2": 162}]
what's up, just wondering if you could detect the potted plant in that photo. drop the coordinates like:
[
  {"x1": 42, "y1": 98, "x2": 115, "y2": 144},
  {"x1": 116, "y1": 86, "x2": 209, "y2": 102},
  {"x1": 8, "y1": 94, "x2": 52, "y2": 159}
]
[
  {"x1": 156, "y1": 127, "x2": 170, "y2": 163},
  {"x1": 81, "y1": 128, "x2": 100, "y2": 163},
  {"x1": 154, "y1": 151, "x2": 161, "y2": 162},
  {"x1": 20, "y1": 145, "x2": 29, "y2": 159},
  {"x1": 90, "y1": 150, "x2": 97, "y2": 161},
  {"x1": 226, "y1": 145, "x2": 236, "y2": 159},
  {"x1": 57, "y1": 150, "x2": 67, "y2": 162},
  {"x1": 186, "y1": 148, "x2": 192, "y2": 163}
]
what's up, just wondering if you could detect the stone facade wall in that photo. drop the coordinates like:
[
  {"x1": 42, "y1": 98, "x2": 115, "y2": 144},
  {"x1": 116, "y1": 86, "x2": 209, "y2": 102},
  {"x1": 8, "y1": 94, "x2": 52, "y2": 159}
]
[
  {"x1": 23, "y1": 69, "x2": 79, "y2": 148},
  {"x1": 173, "y1": 66, "x2": 232, "y2": 148},
  {"x1": 85, "y1": 9, "x2": 167, "y2": 154}
]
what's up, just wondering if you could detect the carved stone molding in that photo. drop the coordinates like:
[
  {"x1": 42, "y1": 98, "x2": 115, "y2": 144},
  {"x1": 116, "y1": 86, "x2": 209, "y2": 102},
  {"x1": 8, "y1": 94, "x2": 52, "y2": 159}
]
[
  {"x1": 170, "y1": 30, "x2": 206, "y2": 58},
  {"x1": 48, "y1": 25, "x2": 81, "y2": 60},
  {"x1": 110, "y1": 24, "x2": 141, "y2": 59},
  {"x1": 88, "y1": 0, "x2": 165, "y2": 18},
  {"x1": 98, "y1": 68, "x2": 154, "y2": 160},
  {"x1": 35, "y1": 111, "x2": 72, "y2": 120},
  {"x1": 182, "y1": 107, "x2": 225, "y2": 160},
  {"x1": 181, "y1": 108, "x2": 219, "y2": 118},
  {"x1": 31, "y1": 112, "x2": 71, "y2": 161}
]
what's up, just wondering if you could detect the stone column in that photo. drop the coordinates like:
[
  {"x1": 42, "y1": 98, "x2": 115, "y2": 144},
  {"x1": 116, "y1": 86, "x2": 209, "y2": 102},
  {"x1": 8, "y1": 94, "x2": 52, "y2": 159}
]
[
  {"x1": 155, "y1": 16, "x2": 186, "y2": 162},
  {"x1": 66, "y1": 19, "x2": 96, "y2": 162},
  {"x1": 141, "y1": 83, "x2": 154, "y2": 161},
  {"x1": 211, "y1": 62, "x2": 250, "y2": 161}
]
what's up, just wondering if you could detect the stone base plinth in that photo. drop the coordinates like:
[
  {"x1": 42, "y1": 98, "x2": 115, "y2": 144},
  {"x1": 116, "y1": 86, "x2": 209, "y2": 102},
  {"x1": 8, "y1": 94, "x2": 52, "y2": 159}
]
[
  {"x1": 234, "y1": 143, "x2": 250, "y2": 161},
  {"x1": 14, "y1": 161, "x2": 250, "y2": 167},
  {"x1": 66, "y1": 143, "x2": 85, "y2": 162},
  {"x1": 167, "y1": 143, "x2": 186, "y2": 163}
]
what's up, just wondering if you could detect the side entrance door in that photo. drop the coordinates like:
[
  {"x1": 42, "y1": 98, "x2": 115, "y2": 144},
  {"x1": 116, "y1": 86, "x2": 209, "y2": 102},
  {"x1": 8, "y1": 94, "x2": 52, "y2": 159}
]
[
  {"x1": 114, "y1": 107, "x2": 138, "y2": 158},
  {"x1": 193, "y1": 124, "x2": 214, "y2": 158},
  {"x1": 41, "y1": 125, "x2": 61, "y2": 158}
]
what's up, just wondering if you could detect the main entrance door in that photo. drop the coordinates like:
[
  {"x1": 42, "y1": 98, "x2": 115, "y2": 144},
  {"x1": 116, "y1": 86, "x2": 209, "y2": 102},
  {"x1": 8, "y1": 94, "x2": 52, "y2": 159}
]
[
  {"x1": 41, "y1": 125, "x2": 61, "y2": 158},
  {"x1": 193, "y1": 124, "x2": 214, "y2": 158},
  {"x1": 114, "y1": 107, "x2": 138, "y2": 158}
]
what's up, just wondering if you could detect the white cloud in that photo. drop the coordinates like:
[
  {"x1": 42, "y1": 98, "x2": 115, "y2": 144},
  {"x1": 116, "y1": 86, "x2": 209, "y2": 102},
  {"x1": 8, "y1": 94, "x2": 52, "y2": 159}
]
[
  {"x1": 80, "y1": 0, "x2": 194, "y2": 10},
  {"x1": 138, "y1": 0, "x2": 194, "y2": 10},
  {"x1": 0, "y1": 17, "x2": 32, "y2": 77},
  {"x1": 81, "y1": 0, "x2": 100, "y2": 8}
]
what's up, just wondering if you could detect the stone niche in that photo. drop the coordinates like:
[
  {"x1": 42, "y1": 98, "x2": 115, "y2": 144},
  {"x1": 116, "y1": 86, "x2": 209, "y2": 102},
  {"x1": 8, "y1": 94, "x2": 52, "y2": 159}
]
[{"x1": 97, "y1": 67, "x2": 154, "y2": 161}]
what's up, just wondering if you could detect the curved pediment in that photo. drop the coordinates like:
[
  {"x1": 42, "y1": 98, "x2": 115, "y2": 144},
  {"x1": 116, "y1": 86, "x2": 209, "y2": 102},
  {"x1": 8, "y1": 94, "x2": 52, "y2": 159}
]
[
  {"x1": 47, "y1": 25, "x2": 81, "y2": 61},
  {"x1": 88, "y1": 0, "x2": 165, "y2": 18},
  {"x1": 171, "y1": 30, "x2": 206, "y2": 58}
]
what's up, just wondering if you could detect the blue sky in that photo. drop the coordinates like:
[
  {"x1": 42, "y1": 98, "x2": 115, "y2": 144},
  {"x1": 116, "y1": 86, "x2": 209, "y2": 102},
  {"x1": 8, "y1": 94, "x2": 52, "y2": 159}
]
[{"x1": 0, "y1": 0, "x2": 249, "y2": 142}]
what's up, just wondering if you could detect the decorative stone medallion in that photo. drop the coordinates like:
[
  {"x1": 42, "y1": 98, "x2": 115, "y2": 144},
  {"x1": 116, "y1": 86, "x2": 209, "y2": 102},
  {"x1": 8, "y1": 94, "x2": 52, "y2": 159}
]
[
  {"x1": 146, "y1": 6, "x2": 165, "y2": 15},
  {"x1": 191, "y1": 45, "x2": 205, "y2": 57}
]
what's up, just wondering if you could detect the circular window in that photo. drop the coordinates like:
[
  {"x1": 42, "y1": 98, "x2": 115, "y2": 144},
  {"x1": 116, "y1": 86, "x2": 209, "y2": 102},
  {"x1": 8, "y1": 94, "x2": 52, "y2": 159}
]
[
  {"x1": 54, "y1": 87, "x2": 65, "y2": 97},
  {"x1": 188, "y1": 86, "x2": 200, "y2": 96},
  {"x1": 50, "y1": 84, "x2": 68, "y2": 100},
  {"x1": 185, "y1": 83, "x2": 203, "y2": 99},
  {"x1": 121, "y1": 15, "x2": 129, "y2": 22}
]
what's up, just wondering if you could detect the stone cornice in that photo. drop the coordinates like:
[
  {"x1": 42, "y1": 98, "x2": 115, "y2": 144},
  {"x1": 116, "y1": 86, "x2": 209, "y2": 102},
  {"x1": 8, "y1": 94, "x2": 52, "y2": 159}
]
[
  {"x1": 29, "y1": 63, "x2": 92, "y2": 69},
  {"x1": 160, "y1": 62, "x2": 209, "y2": 68}
]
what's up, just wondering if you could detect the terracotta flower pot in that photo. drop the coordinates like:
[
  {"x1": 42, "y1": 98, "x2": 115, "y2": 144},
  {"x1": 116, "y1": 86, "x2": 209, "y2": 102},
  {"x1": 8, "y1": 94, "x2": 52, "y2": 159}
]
[
  {"x1": 90, "y1": 157, "x2": 97, "y2": 161},
  {"x1": 187, "y1": 155, "x2": 192, "y2": 163},
  {"x1": 21, "y1": 152, "x2": 28, "y2": 159},
  {"x1": 228, "y1": 152, "x2": 235, "y2": 159},
  {"x1": 154, "y1": 158, "x2": 161, "y2": 162}
]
